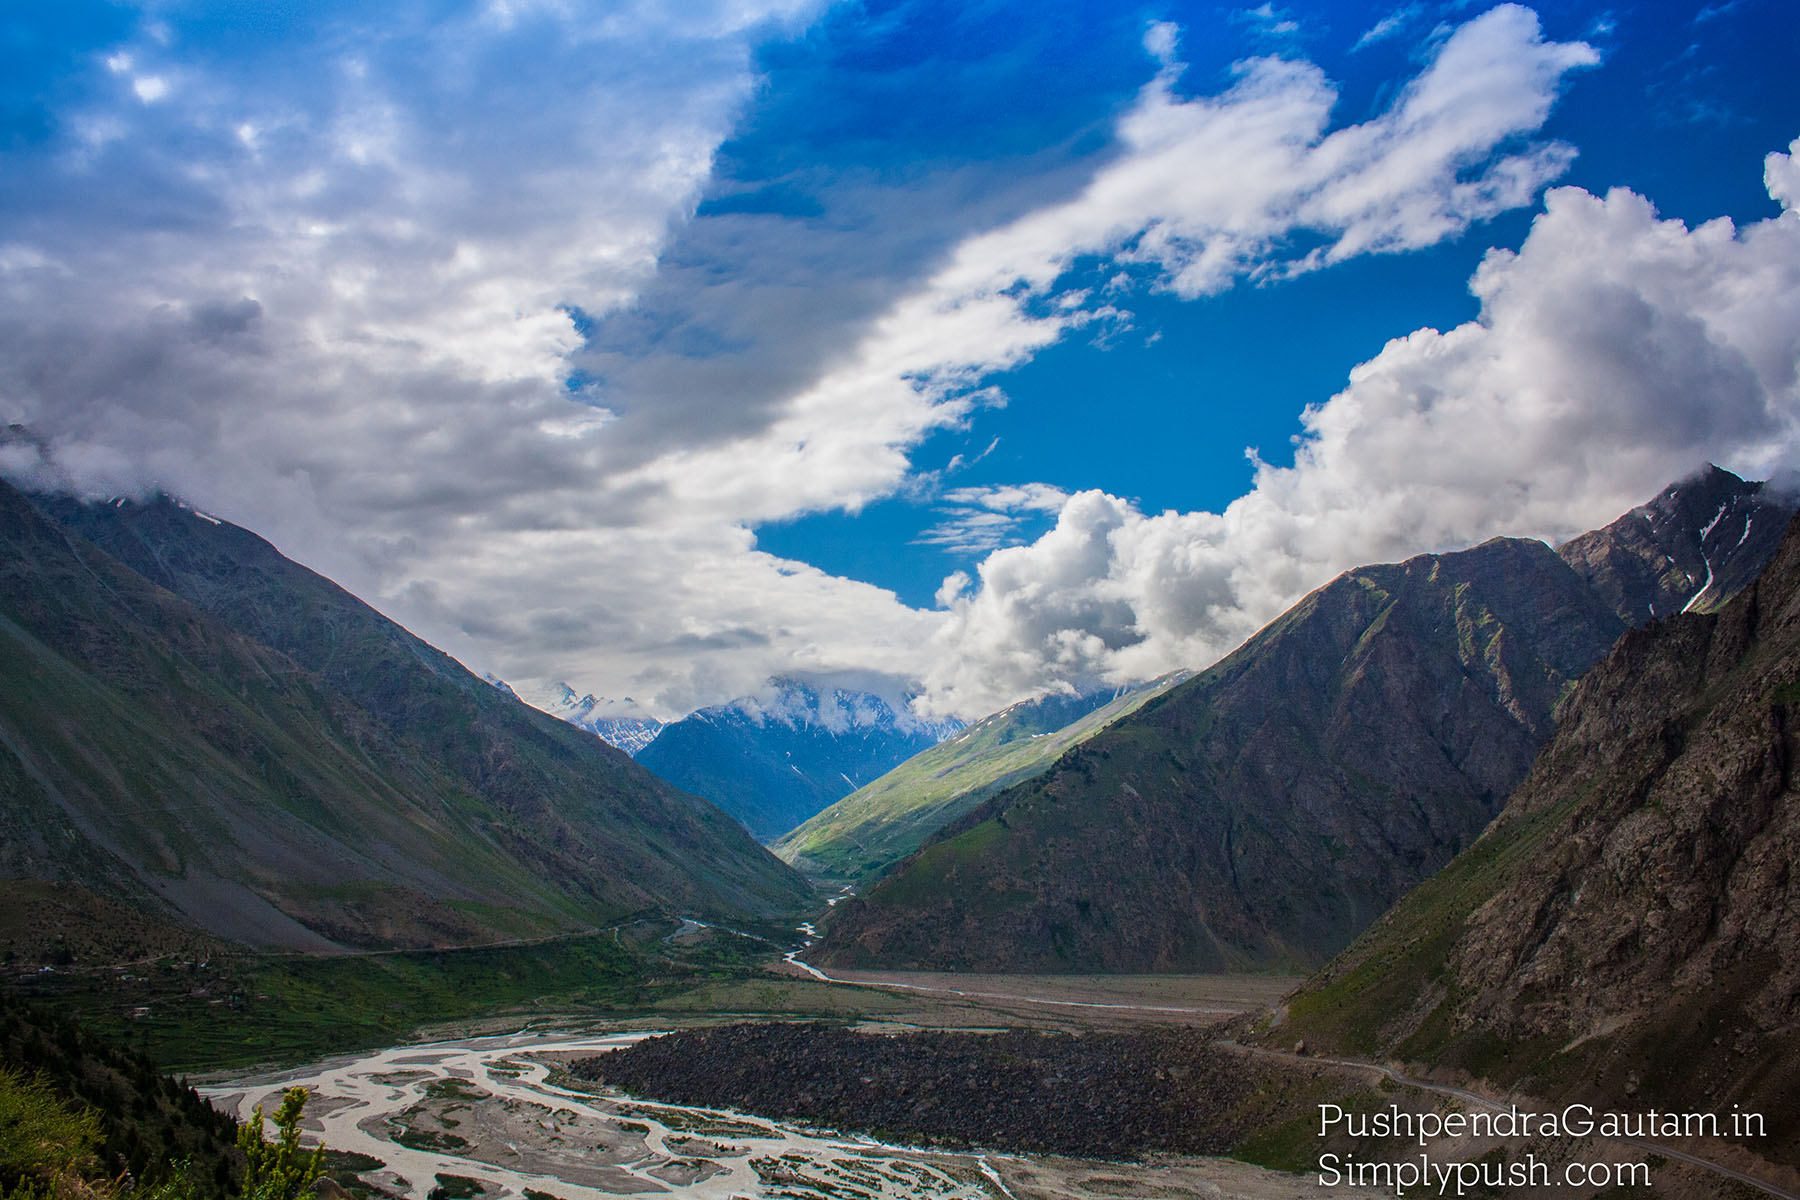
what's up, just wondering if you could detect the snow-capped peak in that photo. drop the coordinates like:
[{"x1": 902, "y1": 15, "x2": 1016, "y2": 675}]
[{"x1": 507, "y1": 679, "x2": 665, "y2": 755}]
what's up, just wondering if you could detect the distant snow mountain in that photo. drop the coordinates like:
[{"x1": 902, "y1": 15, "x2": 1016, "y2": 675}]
[
  {"x1": 494, "y1": 679, "x2": 665, "y2": 756},
  {"x1": 634, "y1": 679, "x2": 963, "y2": 842}
]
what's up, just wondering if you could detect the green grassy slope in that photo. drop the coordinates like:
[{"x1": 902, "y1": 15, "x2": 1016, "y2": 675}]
[
  {"x1": 772, "y1": 677, "x2": 1186, "y2": 884},
  {"x1": 0, "y1": 483, "x2": 804, "y2": 952},
  {"x1": 0, "y1": 483, "x2": 597, "y2": 949},
  {"x1": 37, "y1": 491, "x2": 808, "y2": 925}
]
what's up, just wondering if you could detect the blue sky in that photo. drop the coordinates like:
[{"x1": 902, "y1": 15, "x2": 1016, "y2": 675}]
[
  {"x1": 749, "y1": 0, "x2": 1800, "y2": 607},
  {"x1": 2, "y1": 0, "x2": 1798, "y2": 717}
]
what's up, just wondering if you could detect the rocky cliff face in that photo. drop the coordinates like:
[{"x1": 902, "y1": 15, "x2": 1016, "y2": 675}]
[
  {"x1": 1557, "y1": 462, "x2": 1794, "y2": 621},
  {"x1": 1276, "y1": 508, "x2": 1800, "y2": 1169}
]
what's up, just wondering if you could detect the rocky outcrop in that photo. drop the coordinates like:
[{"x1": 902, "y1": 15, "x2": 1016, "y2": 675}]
[
  {"x1": 1278, "y1": 508, "x2": 1800, "y2": 1167},
  {"x1": 1556, "y1": 462, "x2": 1794, "y2": 621}
]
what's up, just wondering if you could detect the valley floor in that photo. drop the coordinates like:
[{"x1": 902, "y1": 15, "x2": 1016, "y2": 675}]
[
  {"x1": 206, "y1": 1024, "x2": 1388, "y2": 1200},
  {"x1": 767, "y1": 962, "x2": 1298, "y2": 1029}
]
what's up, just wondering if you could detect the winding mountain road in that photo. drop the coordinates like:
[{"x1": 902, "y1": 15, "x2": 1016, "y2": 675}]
[{"x1": 781, "y1": 931, "x2": 1256, "y2": 1018}]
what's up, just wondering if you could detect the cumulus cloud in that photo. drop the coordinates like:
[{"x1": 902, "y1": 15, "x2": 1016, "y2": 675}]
[
  {"x1": 1768, "y1": 137, "x2": 1800, "y2": 211},
  {"x1": 922, "y1": 140, "x2": 1800, "y2": 716}
]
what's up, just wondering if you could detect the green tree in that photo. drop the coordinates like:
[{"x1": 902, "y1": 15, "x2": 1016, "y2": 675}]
[{"x1": 234, "y1": 1090, "x2": 320, "y2": 1200}]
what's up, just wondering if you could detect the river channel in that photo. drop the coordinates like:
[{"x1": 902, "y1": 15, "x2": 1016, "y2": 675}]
[
  {"x1": 205, "y1": 1027, "x2": 1012, "y2": 1200},
  {"x1": 203, "y1": 1024, "x2": 1375, "y2": 1200}
]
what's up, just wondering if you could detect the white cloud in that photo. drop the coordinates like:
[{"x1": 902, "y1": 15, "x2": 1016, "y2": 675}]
[
  {"x1": 941, "y1": 483, "x2": 1070, "y2": 512},
  {"x1": 390, "y1": 516, "x2": 941, "y2": 718},
  {"x1": 1143, "y1": 21, "x2": 1179, "y2": 66},
  {"x1": 1353, "y1": 5, "x2": 1423, "y2": 51},
  {"x1": 0, "y1": 4, "x2": 1610, "y2": 719},
  {"x1": 629, "y1": 4, "x2": 1597, "y2": 546},
  {"x1": 915, "y1": 509, "x2": 1020, "y2": 554},
  {"x1": 915, "y1": 483, "x2": 1073, "y2": 555},
  {"x1": 921, "y1": 143, "x2": 1800, "y2": 716},
  {"x1": 1767, "y1": 136, "x2": 1800, "y2": 212},
  {"x1": 896, "y1": 5, "x2": 1593, "y2": 312},
  {"x1": 1236, "y1": 3, "x2": 1302, "y2": 38}
]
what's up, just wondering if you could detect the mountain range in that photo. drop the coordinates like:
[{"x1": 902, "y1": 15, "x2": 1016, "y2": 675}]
[
  {"x1": 817, "y1": 465, "x2": 1796, "y2": 973},
  {"x1": 1269, "y1": 496, "x2": 1800, "y2": 1171},
  {"x1": 1, "y1": 483, "x2": 806, "y2": 953},
  {"x1": 633, "y1": 679, "x2": 962, "y2": 842},
  {"x1": 4, "y1": 460, "x2": 1789, "y2": 977}
]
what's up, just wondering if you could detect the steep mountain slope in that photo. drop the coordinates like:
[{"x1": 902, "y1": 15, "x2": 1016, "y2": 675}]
[
  {"x1": 1273, "y1": 509, "x2": 1800, "y2": 1170},
  {"x1": 819, "y1": 472, "x2": 1797, "y2": 975},
  {"x1": 0, "y1": 992, "x2": 242, "y2": 1198},
  {"x1": 13, "y1": 488, "x2": 805, "y2": 946},
  {"x1": 1557, "y1": 463, "x2": 1794, "y2": 621},
  {"x1": 785, "y1": 470, "x2": 1795, "y2": 895},
  {"x1": 635, "y1": 680, "x2": 961, "y2": 842},
  {"x1": 0, "y1": 484, "x2": 570, "y2": 948},
  {"x1": 819, "y1": 536, "x2": 1629, "y2": 972},
  {"x1": 773, "y1": 675, "x2": 1187, "y2": 884}
]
